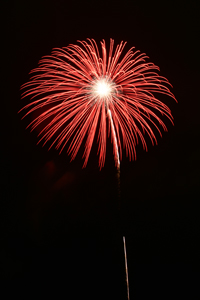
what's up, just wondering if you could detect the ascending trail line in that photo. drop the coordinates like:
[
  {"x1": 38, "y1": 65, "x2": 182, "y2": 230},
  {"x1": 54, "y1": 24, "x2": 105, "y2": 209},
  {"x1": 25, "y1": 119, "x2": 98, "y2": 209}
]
[
  {"x1": 108, "y1": 108, "x2": 130, "y2": 300},
  {"x1": 123, "y1": 236, "x2": 130, "y2": 300}
]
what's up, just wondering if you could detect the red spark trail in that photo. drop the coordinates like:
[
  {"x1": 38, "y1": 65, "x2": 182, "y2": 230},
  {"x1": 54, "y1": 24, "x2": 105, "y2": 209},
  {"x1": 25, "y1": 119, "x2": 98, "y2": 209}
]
[{"x1": 107, "y1": 109, "x2": 120, "y2": 169}]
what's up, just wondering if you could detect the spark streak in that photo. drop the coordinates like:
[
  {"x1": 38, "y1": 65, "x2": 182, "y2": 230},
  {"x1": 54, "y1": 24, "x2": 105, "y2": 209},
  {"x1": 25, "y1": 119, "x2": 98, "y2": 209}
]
[{"x1": 107, "y1": 109, "x2": 120, "y2": 169}]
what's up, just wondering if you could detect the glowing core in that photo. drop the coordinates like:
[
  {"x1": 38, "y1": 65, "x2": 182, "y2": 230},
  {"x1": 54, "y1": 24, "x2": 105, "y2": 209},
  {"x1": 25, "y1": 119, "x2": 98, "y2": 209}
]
[{"x1": 93, "y1": 78, "x2": 113, "y2": 98}]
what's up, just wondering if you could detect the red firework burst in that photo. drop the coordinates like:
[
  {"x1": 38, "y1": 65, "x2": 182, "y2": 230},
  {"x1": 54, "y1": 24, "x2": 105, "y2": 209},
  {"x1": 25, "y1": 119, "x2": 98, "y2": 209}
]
[{"x1": 20, "y1": 39, "x2": 177, "y2": 169}]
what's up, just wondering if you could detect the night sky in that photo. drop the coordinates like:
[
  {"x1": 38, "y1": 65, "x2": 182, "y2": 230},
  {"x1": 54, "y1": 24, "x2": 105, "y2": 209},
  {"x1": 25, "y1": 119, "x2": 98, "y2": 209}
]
[{"x1": 2, "y1": 0, "x2": 200, "y2": 298}]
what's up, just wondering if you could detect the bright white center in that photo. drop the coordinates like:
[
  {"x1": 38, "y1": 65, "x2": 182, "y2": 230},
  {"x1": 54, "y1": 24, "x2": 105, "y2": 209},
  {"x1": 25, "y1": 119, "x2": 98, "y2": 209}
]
[{"x1": 93, "y1": 79, "x2": 112, "y2": 98}]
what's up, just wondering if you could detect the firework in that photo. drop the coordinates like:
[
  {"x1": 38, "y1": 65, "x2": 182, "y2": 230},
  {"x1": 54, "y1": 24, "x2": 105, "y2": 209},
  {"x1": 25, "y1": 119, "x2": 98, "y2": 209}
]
[
  {"x1": 20, "y1": 39, "x2": 177, "y2": 300},
  {"x1": 20, "y1": 39, "x2": 176, "y2": 168}
]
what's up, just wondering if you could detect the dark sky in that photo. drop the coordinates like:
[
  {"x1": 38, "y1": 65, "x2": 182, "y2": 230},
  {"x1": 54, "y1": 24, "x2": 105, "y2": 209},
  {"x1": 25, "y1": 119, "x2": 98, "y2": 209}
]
[{"x1": 1, "y1": 0, "x2": 200, "y2": 298}]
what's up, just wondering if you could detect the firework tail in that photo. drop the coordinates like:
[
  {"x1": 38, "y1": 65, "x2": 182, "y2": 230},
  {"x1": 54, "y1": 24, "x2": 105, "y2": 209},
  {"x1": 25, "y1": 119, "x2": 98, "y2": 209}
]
[{"x1": 108, "y1": 109, "x2": 130, "y2": 300}]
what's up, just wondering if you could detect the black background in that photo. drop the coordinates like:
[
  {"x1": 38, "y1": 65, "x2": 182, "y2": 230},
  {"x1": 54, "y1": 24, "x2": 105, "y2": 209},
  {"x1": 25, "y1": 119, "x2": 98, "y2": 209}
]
[{"x1": 1, "y1": 0, "x2": 200, "y2": 299}]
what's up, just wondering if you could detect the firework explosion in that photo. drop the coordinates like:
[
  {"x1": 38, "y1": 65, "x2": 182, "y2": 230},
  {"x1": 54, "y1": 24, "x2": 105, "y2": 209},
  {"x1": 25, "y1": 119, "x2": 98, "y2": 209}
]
[
  {"x1": 20, "y1": 39, "x2": 177, "y2": 300},
  {"x1": 20, "y1": 39, "x2": 176, "y2": 169}
]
